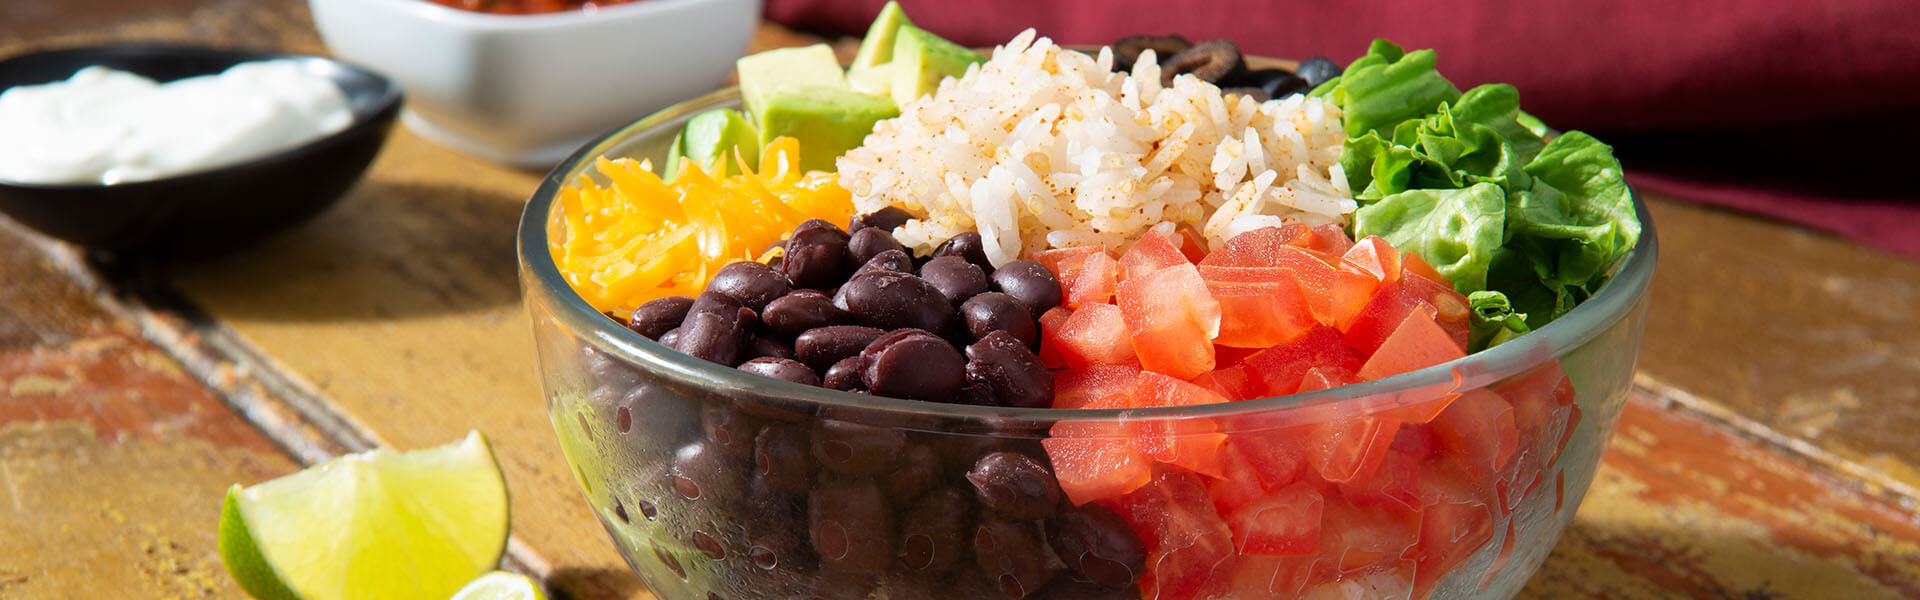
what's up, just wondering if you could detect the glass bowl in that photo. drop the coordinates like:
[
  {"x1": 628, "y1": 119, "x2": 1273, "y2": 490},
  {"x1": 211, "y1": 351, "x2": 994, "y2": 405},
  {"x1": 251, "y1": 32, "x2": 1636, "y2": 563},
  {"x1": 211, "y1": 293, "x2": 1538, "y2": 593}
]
[{"x1": 517, "y1": 88, "x2": 1657, "y2": 600}]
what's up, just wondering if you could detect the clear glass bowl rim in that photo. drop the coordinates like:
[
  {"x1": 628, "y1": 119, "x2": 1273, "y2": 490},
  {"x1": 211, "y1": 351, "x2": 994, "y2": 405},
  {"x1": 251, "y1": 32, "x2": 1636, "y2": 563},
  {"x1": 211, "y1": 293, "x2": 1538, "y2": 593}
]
[{"x1": 516, "y1": 87, "x2": 1659, "y2": 424}]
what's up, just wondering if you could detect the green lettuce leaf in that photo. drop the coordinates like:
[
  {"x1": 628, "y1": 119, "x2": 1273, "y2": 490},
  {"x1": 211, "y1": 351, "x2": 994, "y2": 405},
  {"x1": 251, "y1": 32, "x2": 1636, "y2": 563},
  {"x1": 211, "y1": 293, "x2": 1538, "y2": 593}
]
[
  {"x1": 1313, "y1": 40, "x2": 1461, "y2": 140},
  {"x1": 1467, "y1": 290, "x2": 1531, "y2": 349},
  {"x1": 1353, "y1": 183, "x2": 1507, "y2": 293},
  {"x1": 1511, "y1": 131, "x2": 1640, "y2": 288}
]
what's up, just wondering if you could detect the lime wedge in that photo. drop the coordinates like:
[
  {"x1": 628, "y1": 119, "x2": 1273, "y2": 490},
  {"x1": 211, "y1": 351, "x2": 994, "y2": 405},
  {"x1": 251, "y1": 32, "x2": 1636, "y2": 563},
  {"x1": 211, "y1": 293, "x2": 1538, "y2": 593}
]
[
  {"x1": 219, "y1": 431, "x2": 510, "y2": 600},
  {"x1": 452, "y1": 571, "x2": 549, "y2": 600}
]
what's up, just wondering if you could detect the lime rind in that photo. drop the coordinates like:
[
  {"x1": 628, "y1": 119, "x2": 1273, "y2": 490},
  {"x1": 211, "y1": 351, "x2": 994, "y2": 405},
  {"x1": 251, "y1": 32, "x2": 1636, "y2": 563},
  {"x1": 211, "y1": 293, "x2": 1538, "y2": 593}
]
[
  {"x1": 219, "y1": 431, "x2": 510, "y2": 600},
  {"x1": 451, "y1": 571, "x2": 549, "y2": 600}
]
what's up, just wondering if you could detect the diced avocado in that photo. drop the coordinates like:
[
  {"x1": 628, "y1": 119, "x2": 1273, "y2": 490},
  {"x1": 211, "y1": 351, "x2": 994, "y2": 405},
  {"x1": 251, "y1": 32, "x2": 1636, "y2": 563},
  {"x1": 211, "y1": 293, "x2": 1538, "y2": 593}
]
[
  {"x1": 738, "y1": 44, "x2": 850, "y2": 120},
  {"x1": 850, "y1": 2, "x2": 913, "y2": 73},
  {"x1": 663, "y1": 108, "x2": 760, "y2": 181},
  {"x1": 890, "y1": 25, "x2": 984, "y2": 106},
  {"x1": 847, "y1": 62, "x2": 894, "y2": 97},
  {"x1": 756, "y1": 86, "x2": 899, "y2": 173}
]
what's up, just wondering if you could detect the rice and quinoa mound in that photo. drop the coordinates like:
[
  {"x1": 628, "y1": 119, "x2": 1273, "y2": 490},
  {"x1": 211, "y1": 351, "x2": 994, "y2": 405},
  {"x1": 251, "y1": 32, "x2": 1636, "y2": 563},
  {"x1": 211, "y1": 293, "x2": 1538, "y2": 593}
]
[{"x1": 837, "y1": 29, "x2": 1356, "y2": 266}]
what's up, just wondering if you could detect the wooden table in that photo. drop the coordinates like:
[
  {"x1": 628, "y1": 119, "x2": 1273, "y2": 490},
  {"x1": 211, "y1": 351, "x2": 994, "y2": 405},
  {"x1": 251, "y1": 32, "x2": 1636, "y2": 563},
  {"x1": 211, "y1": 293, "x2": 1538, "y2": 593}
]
[{"x1": 4, "y1": 2, "x2": 1919, "y2": 598}]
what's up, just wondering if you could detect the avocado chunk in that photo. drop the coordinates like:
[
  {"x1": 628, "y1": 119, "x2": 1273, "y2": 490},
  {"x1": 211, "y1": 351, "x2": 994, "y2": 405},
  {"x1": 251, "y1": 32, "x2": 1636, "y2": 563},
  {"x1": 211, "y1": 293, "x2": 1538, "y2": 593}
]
[
  {"x1": 738, "y1": 44, "x2": 850, "y2": 120},
  {"x1": 848, "y1": 1, "x2": 913, "y2": 96},
  {"x1": 890, "y1": 24, "x2": 985, "y2": 106},
  {"x1": 755, "y1": 88, "x2": 898, "y2": 173},
  {"x1": 663, "y1": 108, "x2": 760, "y2": 181}
]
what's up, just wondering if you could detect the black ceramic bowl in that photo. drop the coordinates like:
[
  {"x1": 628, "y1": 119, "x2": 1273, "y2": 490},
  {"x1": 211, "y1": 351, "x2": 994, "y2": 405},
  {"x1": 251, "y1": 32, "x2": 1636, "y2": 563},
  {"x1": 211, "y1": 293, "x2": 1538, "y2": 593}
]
[{"x1": 0, "y1": 44, "x2": 402, "y2": 258}]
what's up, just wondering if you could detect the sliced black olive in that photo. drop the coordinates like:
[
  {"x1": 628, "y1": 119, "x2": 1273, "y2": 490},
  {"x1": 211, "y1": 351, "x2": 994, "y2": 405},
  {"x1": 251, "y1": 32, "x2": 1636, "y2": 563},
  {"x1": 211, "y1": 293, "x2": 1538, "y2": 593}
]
[
  {"x1": 1110, "y1": 34, "x2": 1192, "y2": 73},
  {"x1": 1248, "y1": 68, "x2": 1311, "y2": 99},
  {"x1": 1161, "y1": 39, "x2": 1247, "y2": 87},
  {"x1": 1295, "y1": 55, "x2": 1343, "y2": 88}
]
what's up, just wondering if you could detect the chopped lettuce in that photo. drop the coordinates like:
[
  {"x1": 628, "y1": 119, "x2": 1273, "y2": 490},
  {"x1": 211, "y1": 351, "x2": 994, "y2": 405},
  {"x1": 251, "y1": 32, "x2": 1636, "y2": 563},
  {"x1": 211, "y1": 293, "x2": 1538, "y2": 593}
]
[
  {"x1": 1467, "y1": 290, "x2": 1531, "y2": 349},
  {"x1": 1325, "y1": 40, "x2": 1640, "y2": 350}
]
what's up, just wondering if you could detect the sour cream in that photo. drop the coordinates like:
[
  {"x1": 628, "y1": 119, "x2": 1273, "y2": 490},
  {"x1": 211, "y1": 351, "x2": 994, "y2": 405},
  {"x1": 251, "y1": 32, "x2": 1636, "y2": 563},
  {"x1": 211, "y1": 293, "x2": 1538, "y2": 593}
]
[{"x1": 0, "y1": 60, "x2": 353, "y2": 185}]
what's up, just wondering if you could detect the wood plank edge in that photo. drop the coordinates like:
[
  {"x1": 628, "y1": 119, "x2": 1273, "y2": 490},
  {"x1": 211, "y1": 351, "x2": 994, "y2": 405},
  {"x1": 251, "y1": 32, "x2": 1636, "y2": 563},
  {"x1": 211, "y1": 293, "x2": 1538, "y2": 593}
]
[
  {"x1": 1634, "y1": 372, "x2": 1920, "y2": 513},
  {"x1": 22, "y1": 234, "x2": 560, "y2": 584}
]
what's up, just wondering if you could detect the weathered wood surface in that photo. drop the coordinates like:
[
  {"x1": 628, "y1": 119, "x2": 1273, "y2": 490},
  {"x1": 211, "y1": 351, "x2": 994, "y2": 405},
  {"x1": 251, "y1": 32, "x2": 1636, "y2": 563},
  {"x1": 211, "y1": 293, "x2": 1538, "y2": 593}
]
[{"x1": 4, "y1": 1, "x2": 1920, "y2": 599}]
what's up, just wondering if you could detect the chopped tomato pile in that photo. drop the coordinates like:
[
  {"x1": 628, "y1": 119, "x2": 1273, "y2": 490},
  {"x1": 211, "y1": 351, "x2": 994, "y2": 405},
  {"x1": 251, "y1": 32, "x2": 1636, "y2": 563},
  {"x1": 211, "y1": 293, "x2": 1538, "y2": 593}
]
[{"x1": 1036, "y1": 225, "x2": 1582, "y2": 599}]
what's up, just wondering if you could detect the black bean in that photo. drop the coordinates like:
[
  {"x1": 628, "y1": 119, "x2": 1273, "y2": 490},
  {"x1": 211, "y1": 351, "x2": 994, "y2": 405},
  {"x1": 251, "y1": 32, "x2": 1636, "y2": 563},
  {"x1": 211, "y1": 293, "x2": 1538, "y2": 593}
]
[
  {"x1": 783, "y1": 220, "x2": 853, "y2": 290},
  {"x1": 847, "y1": 226, "x2": 907, "y2": 267},
  {"x1": 883, "y1": 443, "x2": 941, "y2": 505},
  {"x1": 989, "y1": 260, "x2": 1061, "y2": 318},
  {"x1": 853, "y1": 248, "x2": 916, "y2": 278},
  {"x1": 628, "y1": 296, "x2": 694, "y2": 339},
  {"x1": 920, "y1": 256, "x2": 990, "y2": 306},
  {"x1": 742, "y1": 335, "x2": 791, "y2": 363},
  {"x1": 823, "y1": 356, "x2": 866, "y2": 391},
  {"x1": 841, "y1": 271, "x2": 953, "y2": 333},
  {"x1": 960, "y1": 293, "x2": 1038, "y2": 347},
  {"x1": 795, "y1": 325, "x2": 886, "y2": 373},
  {"x1": 703, "y1": 403, "x2": 760, "y2": 458},
  {"x1": 739, "y1": 356, "x2": 820, "y2": 387},
  {"x1": 709, "y1": 261, "x2": 791, "y2": 312},
  {"x1": 811, "y1": 419, "x2": 907, "y2": 476},
  {"x1": 686, "y1": 290, "x2": 744, "y2": 319},
  {"x1": 965, "y1": 452, "x2": 1062, "y2": 520},
  {"x1": 965, "y1": 331, "x2": 1053, "y2": 409},
  {"x1": 933, "y1": 232, "x2": 994, "y2": 274},
  {"x1": 808, "y1": 476, "x2": 894, "y2": 575},
  {"x1": 808, "y1": 570, "x2": 877, "y2": 600},
  {"x1": 886, "y1": 569, "x2": 1000, "y2": 600},
  {"x1": 744, "y1": 476, "x2": 816, "y2": 574},
  {"x1": 754, "y1": 422, "x2": 815, "y2": 494},
  {"x1": 859, "y1": 329, "x2": 966, "y2": 403},
  {"x1": 974, "y1": 517, "x2": 1057, "y2": 599},
  {"x1": 763, "y1": 289, "x2": 850, "y2": 337},
  {"x1": 1028, "y1": 577, "x2": 1133, "y2": 600},
  {"x1": 849, "y1": 206, "x2": 913, "y2": 234},
  {"x1": 657, "y1": 327, "x2": 685, "y2": 349},
  {"x1": 895, "y1": 486, "x2": 973, "y2": 574},
  {"x1": 677, "y1": 308, "x2": 754, "y2": 366},
  {"x1": 1295, "y1": 55, "x2": 1343, "y2": 88},
  {"x1": 953, "y1": 383, "x2": 999, "y2": 407},
  {"x1": 1044, "y1": 503, "x2": 1145, "y2": 591},
  {"x1": 670, "y1": 439, "x2": 742, "y2": 503}
]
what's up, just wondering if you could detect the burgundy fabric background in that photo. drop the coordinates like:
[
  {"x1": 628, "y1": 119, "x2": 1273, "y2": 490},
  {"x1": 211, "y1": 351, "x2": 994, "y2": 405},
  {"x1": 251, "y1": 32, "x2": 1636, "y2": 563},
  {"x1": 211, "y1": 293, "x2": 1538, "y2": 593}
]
[{"x1": 764, "y1": 0, "x2": 1920, "y2": 257}]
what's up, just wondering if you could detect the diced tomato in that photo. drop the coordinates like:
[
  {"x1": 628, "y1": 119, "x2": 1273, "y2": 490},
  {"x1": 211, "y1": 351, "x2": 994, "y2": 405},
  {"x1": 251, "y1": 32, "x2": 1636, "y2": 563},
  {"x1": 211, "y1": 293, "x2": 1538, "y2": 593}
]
[
  {"x1": 1341, "y1": 236, "x2": 1404, "y2": 283},
  {"x1": 1226, "y1": 481, "x2": 1325, "y2": 556},
  {"x1": 1190, "y1": 364, "x2": 1259, "y2": 402},
  {"x1": 1499, "y1": 362, "x2": 1579, "y2": 472},
  {"x1": 1307, "y1": 413, "x2": 1401, "y2": 485},
  {"x1": 1215, "y1": 344, "x2": 1260, "y2": 367},
  {"x1": 1302, "y1": 559, "x2": 1416, "y2": 600},
  {"x1": 1326, "y1": 269, "x2": 1382, "y2": 330},
  {"x1": 1341, "y1": 248, "x2": 1471, "y2": 354},
  {"x1": 1297, "y1": 364, "x2": 1360, "y2": 394},
  {"x1": 1105, "y1": 468, "x2": 1237, "y2": 600},
  {"x1": 1241, "y1": 326, "x2": 1360, "y2": 397},
  {"x1": 1052, "y1": 364, "x2": 1142, "y2": 409},
  {"x1": 1358, "y1": 309, "x2": 1469, "y2": 381},
  {"x1": 1411, "y1": 497, "x2": 1495, "y2": 599},
  {"x1": 1207, "y1": 439, "x2": 1268, "y2": 515},
  {"x1": 1304, "y1": 223, "x2": 1355, "y2": 256},
  {"x1": 1226, "y1": 554, "x2": 1318, "y2": 599},
  {"x1": 1431, "y1": 389, "x2": 1519, "y2": 481},
  {"x1": 1230, "y1": 428, "x2": 1311, "y2": 489},
  {"x1": 1117, "y1": 264, "x2": 1220, "y2": 379},
  {"x1": 1319, "y1": 496, "x2": 1421, "y2": 573},
  {"x1": 1066, "y1": 251, "x2": 1121, "y2": 308},
  {"x1": 1127, "y1": 371, "x2": 1229, "y2": 477},
  {"x1": 1121, "y1": 230, "x2": 1191, "y2": 281},
  {"x1": 1030, "y1": 245, "x2": 1107, "y2": 278},
  {"x1": 1045, "y1": 393, "x2": 1153, "y2": 505},
  {"x1": 1175, "y1": 228, "x2": 1212, "y2": 264},
  {"x1": 1201, "y1": 265, "x2": 1320, "y2": 349},
  {"x1": 1052, "y1": 303, "x2": 1138, "y2": 368},
  {"x1": 1338, "y1": 439, "x2": 1424, "y2": 512},
  {"x1": 1036, "y1": 306, "x2": 1074, "y2": 369},
  {"x1": 1201, "y1": 233, "x2": 1354, "y2": 328}
]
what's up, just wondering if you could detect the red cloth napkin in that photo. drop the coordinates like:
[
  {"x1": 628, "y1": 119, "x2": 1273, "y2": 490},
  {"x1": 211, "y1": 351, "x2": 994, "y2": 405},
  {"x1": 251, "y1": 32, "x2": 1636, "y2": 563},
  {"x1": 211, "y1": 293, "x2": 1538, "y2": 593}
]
[{"x1": 765, "y1": 0, "x2": 1920, "y2": 256}]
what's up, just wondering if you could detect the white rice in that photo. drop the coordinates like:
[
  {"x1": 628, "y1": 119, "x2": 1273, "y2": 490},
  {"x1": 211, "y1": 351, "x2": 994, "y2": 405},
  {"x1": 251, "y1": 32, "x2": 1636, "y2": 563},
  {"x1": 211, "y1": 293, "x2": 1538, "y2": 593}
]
[{"x1": 836, "y1": 29, "x2": 1356, "y2": 265}]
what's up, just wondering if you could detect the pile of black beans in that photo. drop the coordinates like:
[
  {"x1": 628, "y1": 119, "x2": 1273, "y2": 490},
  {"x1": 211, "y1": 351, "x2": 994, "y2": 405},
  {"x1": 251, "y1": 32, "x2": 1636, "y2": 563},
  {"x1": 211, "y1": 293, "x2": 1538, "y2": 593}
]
[
  {"x1": 1108, "y1": 34, "x2": 1343, "y2": 102},
  {"x1": 624, "y1": 208, "x2": 1059, "y2": 410},
  {"x1": 605, "y1": 211, "x2": 1148, "y2": 599}
]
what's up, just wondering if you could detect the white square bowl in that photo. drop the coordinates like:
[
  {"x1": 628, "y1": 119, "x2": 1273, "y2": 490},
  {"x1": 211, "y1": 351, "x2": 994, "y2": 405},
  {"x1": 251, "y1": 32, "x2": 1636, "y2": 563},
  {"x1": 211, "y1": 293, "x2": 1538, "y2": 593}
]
[{"x1": 309, "y1": 0, "x2": 759, "y2": 167}]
